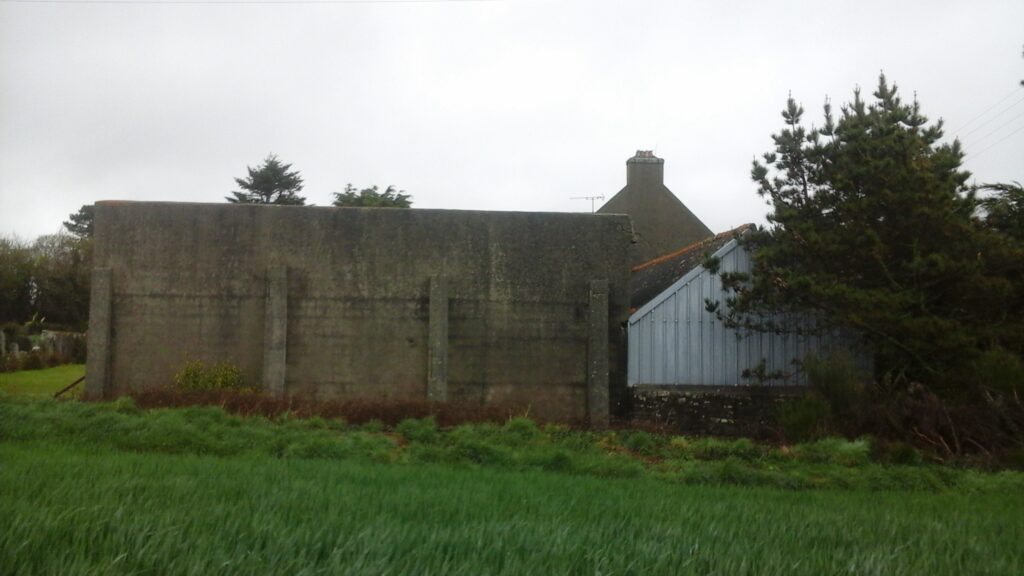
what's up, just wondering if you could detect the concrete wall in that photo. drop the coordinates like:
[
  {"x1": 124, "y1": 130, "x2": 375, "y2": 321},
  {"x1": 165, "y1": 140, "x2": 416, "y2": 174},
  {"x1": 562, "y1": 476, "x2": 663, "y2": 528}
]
[{"x1": 86, "y1": 201, "x2": 632, "y2": 423}]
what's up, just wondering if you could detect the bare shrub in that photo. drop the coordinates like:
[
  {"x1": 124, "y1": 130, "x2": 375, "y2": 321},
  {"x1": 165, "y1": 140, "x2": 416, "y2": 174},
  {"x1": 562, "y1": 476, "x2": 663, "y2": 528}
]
[
  {"x1": 21, "y1": 352, "x2": 45, "y2": 371},
  {"x1": 128, "y1": 388, "x2": 532, "y2": 428},
  {"x1": 173, "y1": 360, "x2": 249, "y2": 392}
]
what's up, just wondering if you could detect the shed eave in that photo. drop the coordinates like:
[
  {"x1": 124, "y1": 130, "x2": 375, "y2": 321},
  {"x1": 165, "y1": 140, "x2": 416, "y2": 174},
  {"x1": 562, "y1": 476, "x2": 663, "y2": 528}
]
[{"x1": 628, "y1": 238, "x2": 741, "y2": 324}]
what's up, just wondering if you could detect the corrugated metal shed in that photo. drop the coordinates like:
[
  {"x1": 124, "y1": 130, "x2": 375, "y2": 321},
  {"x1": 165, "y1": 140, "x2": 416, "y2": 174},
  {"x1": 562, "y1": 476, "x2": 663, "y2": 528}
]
[
  {"x1": 628, "y1": 238, "x2": 844, "y2": 386},
  {"x1": 630, "y1": 224, "x2": 753, "y2": 310}
]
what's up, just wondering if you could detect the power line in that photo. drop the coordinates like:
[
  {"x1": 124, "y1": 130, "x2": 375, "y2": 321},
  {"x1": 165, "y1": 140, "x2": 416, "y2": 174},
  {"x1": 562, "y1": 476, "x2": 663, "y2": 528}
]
[
  {"x1": 963, "y1": 109, "x2": 1024, "y2": 149},
  {"x1": 969, "y1": 122, "x2": 1024, "y2": 161},
  {"x1": 956, "y1": 94, "x2": 1024, "y2": 140},
  {"x1": 951, "y1": 86, "x2": 1024, "y2": 134}
]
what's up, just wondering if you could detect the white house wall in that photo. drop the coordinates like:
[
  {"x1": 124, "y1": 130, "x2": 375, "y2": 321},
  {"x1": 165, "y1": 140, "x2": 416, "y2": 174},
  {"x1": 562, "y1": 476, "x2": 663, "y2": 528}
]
[{"x1": 628, "y1": 240, "x2": 837, "y2": 386}]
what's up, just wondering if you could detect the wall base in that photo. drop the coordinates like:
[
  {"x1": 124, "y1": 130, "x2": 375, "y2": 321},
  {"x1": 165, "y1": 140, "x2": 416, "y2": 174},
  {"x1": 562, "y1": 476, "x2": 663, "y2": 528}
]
[{"x1": 629, "y1": 385, "x2": 808, "y2": 437}]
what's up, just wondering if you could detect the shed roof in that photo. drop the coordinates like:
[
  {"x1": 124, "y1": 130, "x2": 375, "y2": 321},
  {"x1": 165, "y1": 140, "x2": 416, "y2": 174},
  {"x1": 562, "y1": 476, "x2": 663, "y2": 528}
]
[{"x1": 629, "y1": 223, "x2": 754, "y2": 310}]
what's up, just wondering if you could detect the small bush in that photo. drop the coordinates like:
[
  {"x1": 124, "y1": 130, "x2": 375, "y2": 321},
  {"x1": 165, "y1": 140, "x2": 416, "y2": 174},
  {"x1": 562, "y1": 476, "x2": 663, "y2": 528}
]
[
  {"x1": 805, "y1": 352, "x2": 867, "y2": 420},
  {"x1": 779, "y1": 395, "x2": 831, "y2": 442},
  {"x1": 547, "y1": 427, "x2": 599, "y2": 452},
  {"x1": 453, "y1": 438, "x2": 511, "y2": 465},
  {"x1": 2, "y1": 354, "x2": 21, "y2": 372},
  {"x1": 503, "y1": 417, "x2": 541, "y2": 441},
  {"x1": 620, "y1": 430, "x2": 664, "y2": 457},
  {"x1": 109, "y1": 396, "x2": 140, "y2": 415},
  {"x1": 21, "y1": 352, "x2": 45, "y2": 371},
  {"x1": 870, "y1": 439, "x2": 923, "y2": 466},
  {"x1": 972, "y1": 347, "x2": 1024, "y2": 397},
  {"x1": 688, "y1": 437, "x2": 761, "y2": 461},
  {"x1": 360, "y1": 419, "x2": 384, "y2": 433},
  {"x1": 530, "y1": 448, "x2": 574, "y2": 472},
  {"x1": 792, "y1": 438, "x2": 870, "y2": 467},
  {"x1": 325, "y1": 418, "x2": 348, "y2": 431},
  {"x1": 396, "y1": 416, "x2": 440, "y2": 444},
  {"x1": 302, "y1": 417, "x2": 330, "y2": 430},
  {"x1": 173, "y1": 360, "x2": 248, "y2": 392}
]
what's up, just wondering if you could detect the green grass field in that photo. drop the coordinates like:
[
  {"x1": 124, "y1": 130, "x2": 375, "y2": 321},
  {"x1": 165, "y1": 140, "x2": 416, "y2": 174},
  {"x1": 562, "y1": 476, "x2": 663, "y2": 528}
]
[
  {"x1": 0, "y1": 364, "x2": 84, "y2": 397},
  {"x1": 3, "y1": 442, "x2": 1022, "y2": 575},
  {"x1": 1, "y1": 396, "x2": 1023, "y2": 574}
]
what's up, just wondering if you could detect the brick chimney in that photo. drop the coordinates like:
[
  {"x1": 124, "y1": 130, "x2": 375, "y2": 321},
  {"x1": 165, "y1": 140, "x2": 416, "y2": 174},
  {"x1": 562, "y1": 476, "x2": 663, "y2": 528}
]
[{"x1": 625, "y1": 150, "x2": 664, "y2": 187}]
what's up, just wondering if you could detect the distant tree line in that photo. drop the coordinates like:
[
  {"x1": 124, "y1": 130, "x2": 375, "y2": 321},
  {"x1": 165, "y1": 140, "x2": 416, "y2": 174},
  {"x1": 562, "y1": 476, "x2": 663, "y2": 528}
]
[
  {"x1": 1, "y1": 156, "x2": 413, "y2": 333},
  {"x1": 226, "y1": 153, "x2": 413, "y2": 208},
  {"x1": 0, "y1": 230, "x2": 91, "y2": 333}
]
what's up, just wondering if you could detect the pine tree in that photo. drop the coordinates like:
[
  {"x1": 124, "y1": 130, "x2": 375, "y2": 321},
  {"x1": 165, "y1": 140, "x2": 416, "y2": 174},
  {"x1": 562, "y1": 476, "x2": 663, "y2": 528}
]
[
  {"x1": 226, "y1": 154, "x2": 306, "y2": 205},
  {"x1": 332, "y1": 184, "x2": 412, "y2": 208},
  {"x1": 63, "y1": 205, "x2": 94, "y2": 239},
  {"x1": 717, "y1": 75, "x2": 1024, "y2": 387},
  {"x1": 979, "y1": 182, "x2": 1024, "y2": 241}
]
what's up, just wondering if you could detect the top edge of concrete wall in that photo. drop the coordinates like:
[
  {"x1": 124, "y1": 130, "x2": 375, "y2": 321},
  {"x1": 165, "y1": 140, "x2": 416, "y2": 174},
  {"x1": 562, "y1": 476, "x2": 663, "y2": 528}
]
[{"x1": 93, "y1": 200, "x2": 634, "y2": 221}]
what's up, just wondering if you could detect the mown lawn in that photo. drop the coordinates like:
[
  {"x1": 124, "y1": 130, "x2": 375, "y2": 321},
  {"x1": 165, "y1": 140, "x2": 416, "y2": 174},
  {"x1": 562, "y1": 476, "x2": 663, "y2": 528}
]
[
  {"x1": 0, "y1": 364, "x2": 85, "y2": 397},
  {"x1": 1, "y1": 396, "x2": 1022, "y2": 574}
]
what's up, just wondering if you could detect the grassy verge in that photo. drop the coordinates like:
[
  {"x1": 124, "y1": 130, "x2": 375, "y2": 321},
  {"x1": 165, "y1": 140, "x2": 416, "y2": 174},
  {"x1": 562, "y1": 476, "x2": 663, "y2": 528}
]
[
  {"x1": 2, "y1": 396, "x2": 1022, "y2": 491},
  {"x1": 0, "y1": 364, "x2": 84, "y2": 397}
]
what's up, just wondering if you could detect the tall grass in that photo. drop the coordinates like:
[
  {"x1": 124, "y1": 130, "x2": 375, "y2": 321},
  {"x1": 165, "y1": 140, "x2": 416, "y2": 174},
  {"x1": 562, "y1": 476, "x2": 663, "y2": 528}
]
[
  {"x1": 2, "y1": 443, "x2": 1022, "y2": 575},
  {"x1": 3, "y1": 396, "x2": 1024, "y2": 573}
]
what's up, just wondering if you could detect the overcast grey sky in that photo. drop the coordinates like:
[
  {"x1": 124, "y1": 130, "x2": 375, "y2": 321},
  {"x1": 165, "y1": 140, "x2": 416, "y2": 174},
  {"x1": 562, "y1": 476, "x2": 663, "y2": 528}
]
[{"x1": 1, "y1": 0, "x2": 1022, "y2": 239}]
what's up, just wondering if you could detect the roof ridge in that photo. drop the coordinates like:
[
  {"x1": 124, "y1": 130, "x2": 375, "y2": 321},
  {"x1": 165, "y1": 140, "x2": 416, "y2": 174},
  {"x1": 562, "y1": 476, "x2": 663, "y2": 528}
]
[{"x1": 630, "y1": 223, "x2": 753, "y2": 273}]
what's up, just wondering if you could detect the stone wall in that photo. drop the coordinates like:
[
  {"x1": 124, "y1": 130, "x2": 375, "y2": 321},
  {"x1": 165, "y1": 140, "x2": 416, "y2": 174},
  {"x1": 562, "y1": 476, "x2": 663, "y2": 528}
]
[
  {"x1": 629, "y1": 385, "x2": 809, "y2": 437},
  {"x1": 86, "y1": 201, "x2": 633, "y2": 424}
]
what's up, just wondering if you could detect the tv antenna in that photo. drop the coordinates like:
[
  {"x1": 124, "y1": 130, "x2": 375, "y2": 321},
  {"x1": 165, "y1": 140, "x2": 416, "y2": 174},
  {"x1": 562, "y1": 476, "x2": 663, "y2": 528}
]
[{"x1": 570, "y1": 195, "x2": 605, "y2": 213}]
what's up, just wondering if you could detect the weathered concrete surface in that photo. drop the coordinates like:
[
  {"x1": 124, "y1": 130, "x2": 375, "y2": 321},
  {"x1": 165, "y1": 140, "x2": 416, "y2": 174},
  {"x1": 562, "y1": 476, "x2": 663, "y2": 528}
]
[
  {"x1": 630, "y1": 385, "x2": 808, "y2": 437},
  {"x1": 84, "y1": 267, "x2": 112, "y2": 398},
  {"x1": 88, "y1": 201, "x2": 632, "y2": 422},
  {"x1": 262, "y1": 266, "x2": 288, "y2": 396},
  {"x1": 427, "y1": 277, "x2": 448, "y2": 402},
  {"x1": 587, "y1": 279, "x2": 609, "y2": 427}
]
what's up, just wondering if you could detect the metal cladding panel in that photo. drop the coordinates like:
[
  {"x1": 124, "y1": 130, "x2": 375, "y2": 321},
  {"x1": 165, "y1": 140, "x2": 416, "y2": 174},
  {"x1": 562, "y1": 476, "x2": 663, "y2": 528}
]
[
  {"x1": 628, "y1": 321, "x2": 640, "y2": 384},
  {"x1": 628, "y1": 240, "x2": 849, "y2": 386}
]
